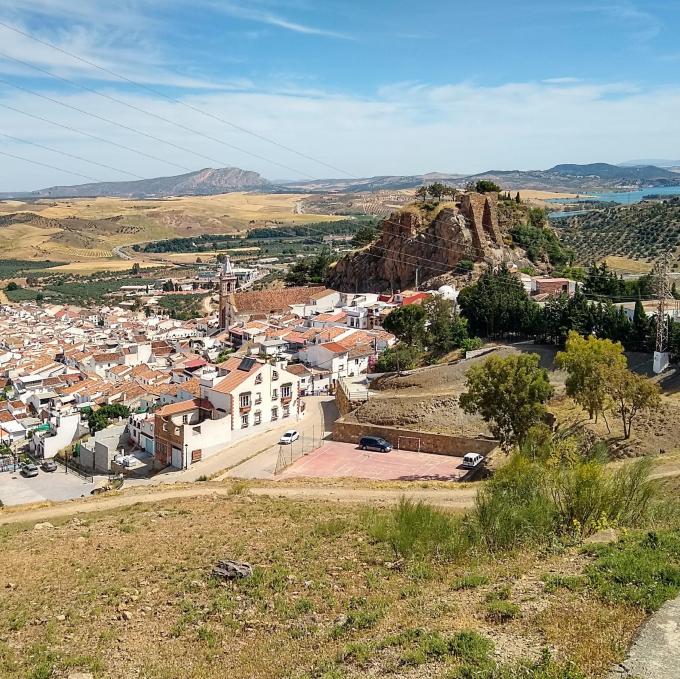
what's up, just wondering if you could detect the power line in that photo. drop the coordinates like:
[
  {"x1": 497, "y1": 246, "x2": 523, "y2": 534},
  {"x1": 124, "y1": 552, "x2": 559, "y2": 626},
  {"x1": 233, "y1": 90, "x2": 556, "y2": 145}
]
[
  {"x1": 0, "y1": 76, "x2": 276, "y2": 176},
  {"x1": 0, "y1": 101, "x2": 194, "y2": 172},
  {"x1": 0, "y1": 50, "x2": 320, "y2": 180},
  {"x1": 0, "y1": 149, "x2": 102, "y2": 183},
  {"x1": 0, "y1": 20, "x2": 357, "y2": 179},
  {"x1": 0, "y1": 132, "x2": 145, "y2": 180}
]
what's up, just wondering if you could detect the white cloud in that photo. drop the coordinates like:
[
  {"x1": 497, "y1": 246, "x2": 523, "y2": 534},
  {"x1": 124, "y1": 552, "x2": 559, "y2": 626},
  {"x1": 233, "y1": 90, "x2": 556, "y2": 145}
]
[
  {"x1": 0, "y1": 78, "x2": 679, "y2": 191},
  {"x1": 200, "y1": 1, "x2": 354, "y2": 40}
]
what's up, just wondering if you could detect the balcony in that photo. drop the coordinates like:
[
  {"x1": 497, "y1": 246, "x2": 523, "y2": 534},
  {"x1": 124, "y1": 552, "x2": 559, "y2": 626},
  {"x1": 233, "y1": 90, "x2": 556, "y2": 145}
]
[
  {"x1": 281, "y1": 394, "x2": 292, "y2": 404},
  {"x1": 239, "y1": 404, "x2": 251, "y2": 413}
]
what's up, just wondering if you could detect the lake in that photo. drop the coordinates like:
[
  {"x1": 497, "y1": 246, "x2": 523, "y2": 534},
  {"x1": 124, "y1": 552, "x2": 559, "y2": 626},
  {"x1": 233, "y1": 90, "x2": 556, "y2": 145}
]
[
  {"x1": 547, "y1": 185, "x2": 680, "y2": 206},
  {"x1": 547, "y1": 185, "x2": 680, "y2": 220}
]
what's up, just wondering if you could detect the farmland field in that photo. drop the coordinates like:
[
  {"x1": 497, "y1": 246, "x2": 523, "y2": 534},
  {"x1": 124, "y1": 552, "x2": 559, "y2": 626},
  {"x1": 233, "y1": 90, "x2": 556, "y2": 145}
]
[{"x1": 0, "y1": 193, "x2": 341, "y2": 269}]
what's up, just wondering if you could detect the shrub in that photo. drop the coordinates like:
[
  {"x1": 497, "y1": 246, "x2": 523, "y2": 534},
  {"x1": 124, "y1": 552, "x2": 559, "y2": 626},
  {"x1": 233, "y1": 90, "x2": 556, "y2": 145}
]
[
  {"x1": 451, "y1": 574, "x2": 489, "y2": 590},
  {"x1": 366, "y1": 498, "x2": 469, "y2": 561},
  {"x1": 461, "y1": 337, "x2": 483, "y2": 353},
  {"x1": 485, "y1": 599, "x2": 521, "y2": 623},
  {"x1": 474, "y1": 455, "x2": 556, "y2": 551}
]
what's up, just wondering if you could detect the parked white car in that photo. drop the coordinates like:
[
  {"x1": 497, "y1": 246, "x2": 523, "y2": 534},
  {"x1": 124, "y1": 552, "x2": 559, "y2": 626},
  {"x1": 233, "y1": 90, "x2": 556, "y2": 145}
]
[
  {"x1": 279, "y1": 430, "x2": 300, "y2": 445},
  {"x1": 461, "y1": 453, "x2": 484, "y2": 468}
]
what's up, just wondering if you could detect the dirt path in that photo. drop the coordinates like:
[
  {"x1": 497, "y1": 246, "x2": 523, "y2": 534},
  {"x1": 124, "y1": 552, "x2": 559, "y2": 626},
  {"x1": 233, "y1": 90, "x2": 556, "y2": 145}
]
[
  {"x1": 2, "y1": 458, "x2": 678, "y2": 528},
  {"x1": 0, "y1": 483, "x2": 478, "y2": 526},
  {"x1": 0, "y1": 289, "x2": 10, "y2": 304}
]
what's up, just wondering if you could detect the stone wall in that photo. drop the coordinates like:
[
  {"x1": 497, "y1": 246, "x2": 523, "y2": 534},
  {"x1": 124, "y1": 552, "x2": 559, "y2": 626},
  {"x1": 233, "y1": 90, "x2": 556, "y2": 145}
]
[{"x1": 333, "y1": 417, "x2": 498, "y2": 457}]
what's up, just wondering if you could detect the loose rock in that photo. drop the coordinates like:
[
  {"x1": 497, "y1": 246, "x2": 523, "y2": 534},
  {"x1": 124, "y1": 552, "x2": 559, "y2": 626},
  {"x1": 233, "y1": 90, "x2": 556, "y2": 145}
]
[{"x1": 211, "y1": 559, "x2": 253, "y2": 580}]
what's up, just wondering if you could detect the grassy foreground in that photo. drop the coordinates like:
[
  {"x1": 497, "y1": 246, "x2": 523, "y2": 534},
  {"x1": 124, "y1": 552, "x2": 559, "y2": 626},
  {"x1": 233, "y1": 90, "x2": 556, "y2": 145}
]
[{"x1": 1, "y1": 477, "x2": 679, "y2": 679}]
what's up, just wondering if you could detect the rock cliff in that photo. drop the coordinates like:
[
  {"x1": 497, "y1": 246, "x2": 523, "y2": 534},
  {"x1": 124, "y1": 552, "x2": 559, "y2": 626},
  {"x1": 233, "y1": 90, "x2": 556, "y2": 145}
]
[{"x1": 327, "y1": 192, "x2": 528, "y2": 293}]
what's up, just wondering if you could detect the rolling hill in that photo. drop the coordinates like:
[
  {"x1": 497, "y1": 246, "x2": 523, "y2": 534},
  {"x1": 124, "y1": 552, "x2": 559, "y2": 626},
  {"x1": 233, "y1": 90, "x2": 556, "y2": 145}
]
[
  {"x1": 0, "y1": 167, "x2": 270, "y2": 199},
  {"x1": 554, "y1": 197, "x2": 680, "y2": 265},
  {"x1": 3, "y1": 162, "x2": 679, "y2": 200}
]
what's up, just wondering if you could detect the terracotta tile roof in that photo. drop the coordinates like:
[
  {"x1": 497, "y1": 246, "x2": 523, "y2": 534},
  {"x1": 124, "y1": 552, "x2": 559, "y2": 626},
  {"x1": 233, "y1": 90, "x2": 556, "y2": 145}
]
[
  {"x1": 157, "y1": 398, "x2": 214, "y2": 417},
  {"x1": 318, "y1": 341, "x2": 349, "y2": 355},
  {"x1": 233, "y1": 287, "x2": 328, "y2": 314},
  {"x1": 285, "y1": 363, "x2": 312, "y2": 377},
  {"x1": 211, "y1": 357, "x2": 262, "y2": 394},
  {"x1": 348, "y1": 344, "x2": 374, "y2": 359}
]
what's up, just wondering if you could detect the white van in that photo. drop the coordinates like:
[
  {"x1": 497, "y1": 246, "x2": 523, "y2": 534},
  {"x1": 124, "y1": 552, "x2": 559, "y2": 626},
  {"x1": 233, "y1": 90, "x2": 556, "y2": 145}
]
[{"x1": 462, "y1": 453, "x2": 483, "y2": 469}]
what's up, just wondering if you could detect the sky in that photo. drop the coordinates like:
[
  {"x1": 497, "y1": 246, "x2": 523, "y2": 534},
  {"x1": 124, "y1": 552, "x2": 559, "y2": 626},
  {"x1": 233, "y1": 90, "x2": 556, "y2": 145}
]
[{"x1": 1, "y1": 0, "x2": 680, "y2": 191}]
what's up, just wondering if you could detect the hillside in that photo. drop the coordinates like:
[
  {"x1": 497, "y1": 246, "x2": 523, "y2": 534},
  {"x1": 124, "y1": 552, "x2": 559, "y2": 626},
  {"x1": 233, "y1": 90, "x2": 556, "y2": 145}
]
[
  {"x1": 0, "y1": 483, "x2": 674, "y2": 678},
  {"x1": 554, "y1": 198, "x2": 680, "y2": 264},
  {"x1": 0, "y1": 167, "x2": 270, "y2": 199},
  {"x1": 0, "y1": 193, "x2": 339, "y2": 268},
  {"x1": 290, "y1": 163, "x2": 680, "y2": 194}
]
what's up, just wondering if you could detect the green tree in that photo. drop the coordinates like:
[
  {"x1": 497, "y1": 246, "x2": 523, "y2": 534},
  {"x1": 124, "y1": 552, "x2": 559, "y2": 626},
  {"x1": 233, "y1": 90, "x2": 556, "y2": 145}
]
[
  {"x1": 630, "y1": 300, "x2": 652, "y2": 352},
  {"x1": 375, "y1": 344, "x2": 424, "y2": 372},
  {"x1": 87, "y1": 404, "x2": 130, "y2": 433},
  {"x1": 426, "y1": 182, "x2": 447, "y2": 202},
  {"x1": 457, "y1": 265, "x2": 538, "y2": 338},
  {"x1": 415, "y1": 186, "x2": 428, "y2": 203},
  {"x1": 5, "y1": 281, "x2": 18, "y2": 291},
  {"x1": 382, "y1": 304, "x2": 428, "y2": 347},
  {"x1": 475, "y1": 180, "x2": 502, "y2": 194},
  {"x1": 515, "y1": 191, "x2": 521, "y2": 204},
  {"x1": 131, "y1": 262, "x2": 141, "y2": 274},
  {"x1": 460, "y1": 353, "x2": 554, "y2": 448},
  {"x1": 423, "y1": 296, "x2": 469, "y2": 355},
  {"x1": 351, "y1": 224, "x2": 378, "y2": 247},
  {"x1": 555, "y1": 331, "x2": 627, "y2": 425},
  {"x1": 607, "y1": 367, "x2": 661, "y2": 439}
]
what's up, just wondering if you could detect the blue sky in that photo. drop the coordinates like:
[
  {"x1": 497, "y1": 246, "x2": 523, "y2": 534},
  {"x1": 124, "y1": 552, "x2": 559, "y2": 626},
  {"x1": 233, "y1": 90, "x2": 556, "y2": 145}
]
[{"x1": 1, "y1": 0, "x2": 680, "y2": 190}]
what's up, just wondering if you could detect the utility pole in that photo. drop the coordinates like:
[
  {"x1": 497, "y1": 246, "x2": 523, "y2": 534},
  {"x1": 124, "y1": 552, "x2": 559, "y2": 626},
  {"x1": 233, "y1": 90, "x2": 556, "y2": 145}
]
[{"x1": 653, "y1": 254, "x2": 671, "y2": 374}]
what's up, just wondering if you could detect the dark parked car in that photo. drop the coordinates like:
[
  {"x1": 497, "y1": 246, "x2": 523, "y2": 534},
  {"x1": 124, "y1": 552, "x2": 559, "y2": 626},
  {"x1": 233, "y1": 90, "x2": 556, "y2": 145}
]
[
  {"x1": 20, "y1": 463, "x2": 39, "y2": 478},
  {"x1": 358, "y1": 436, "x2": 392, "y2": 452},
  {"x1": 41, "y1": 459, "x2": 58, "y2": 473}
]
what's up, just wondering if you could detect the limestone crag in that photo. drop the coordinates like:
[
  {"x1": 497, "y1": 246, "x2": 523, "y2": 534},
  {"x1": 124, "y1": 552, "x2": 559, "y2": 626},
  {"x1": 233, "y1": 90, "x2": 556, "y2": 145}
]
[{"x1": 328, "y1": 192, "x2": 525, "y2": 293}]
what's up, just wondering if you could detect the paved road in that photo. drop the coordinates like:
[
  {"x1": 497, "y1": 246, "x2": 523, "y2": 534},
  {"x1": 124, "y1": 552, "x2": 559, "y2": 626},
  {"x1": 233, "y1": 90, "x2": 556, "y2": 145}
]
[
  {"x1": 126, "y1": 396, "x2": 337, "y2": 486},
  {"x1": 608, "y1": 596, "x2": 680, "y2": 679},
  {"x1": 0, "y1": 468, "x2": 95, "y2": 506}
]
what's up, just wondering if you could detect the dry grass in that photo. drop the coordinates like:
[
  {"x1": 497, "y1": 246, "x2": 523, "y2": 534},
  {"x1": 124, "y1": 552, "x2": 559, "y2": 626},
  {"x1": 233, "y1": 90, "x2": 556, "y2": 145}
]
[
  {"x1": 603, "y1": 256, "x2": 653, "y2": 274},
  {"x1": 0, "y1": 493, "x2": 643, "y2": 678},
  {"x1": 0, "y1": 193, "x2": 341, "y2": 268}
]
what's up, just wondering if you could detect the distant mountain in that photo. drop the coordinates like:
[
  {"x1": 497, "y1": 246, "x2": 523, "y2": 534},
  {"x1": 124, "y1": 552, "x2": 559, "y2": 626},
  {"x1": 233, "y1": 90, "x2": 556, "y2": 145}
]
[
  {"x1": 620, "y1": 159, "x2": 680, "y2": 168},
  {"x1": 2, "y1": 162, "x2": 678, "y2": 201},
  {"x1": 450, "y1": 163, "x2": 679, "y2": 192},
  {"x1": 281, "y1": 172, "x2": 466, "y2": 193},
  {"x1": 288, "y1": 163, "x2": 680, "y2": 194},
  {"x1": 0, "y1": 167, "x2": 270, "y2": 199}
]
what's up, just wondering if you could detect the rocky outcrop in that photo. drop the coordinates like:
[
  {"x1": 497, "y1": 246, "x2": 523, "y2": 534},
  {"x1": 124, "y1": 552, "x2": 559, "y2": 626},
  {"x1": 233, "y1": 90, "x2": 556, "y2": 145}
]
[{"x1": 328, "y1": 192, "x2": 525, "y2": 293}]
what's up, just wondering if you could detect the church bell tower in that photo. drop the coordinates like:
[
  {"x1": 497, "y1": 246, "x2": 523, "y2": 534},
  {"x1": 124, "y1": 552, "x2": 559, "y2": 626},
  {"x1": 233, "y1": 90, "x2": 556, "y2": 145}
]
[{"x1": 218, "y1": 256, "x2": 237, "y2": 330}]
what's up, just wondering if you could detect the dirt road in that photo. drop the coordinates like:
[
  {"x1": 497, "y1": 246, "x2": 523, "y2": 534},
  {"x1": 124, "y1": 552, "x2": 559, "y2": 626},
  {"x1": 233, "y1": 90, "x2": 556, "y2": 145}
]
[
  {"x1": 0, "y1": 483, "x2": 478, "y2": 526},
  {"x1": 2, "y1": 457, "x2": 678, "y2": 529}
]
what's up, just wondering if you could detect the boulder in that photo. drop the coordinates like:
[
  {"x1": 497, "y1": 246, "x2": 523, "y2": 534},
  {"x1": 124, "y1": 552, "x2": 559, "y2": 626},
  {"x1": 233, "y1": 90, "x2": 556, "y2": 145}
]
[{"x1": 211, "y1": 559, "x2": 253, "y2": 580}]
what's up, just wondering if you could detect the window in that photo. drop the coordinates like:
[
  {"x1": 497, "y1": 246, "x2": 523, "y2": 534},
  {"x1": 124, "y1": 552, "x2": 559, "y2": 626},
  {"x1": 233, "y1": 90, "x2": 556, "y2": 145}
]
[
  {"x1": 281, "y1": 385, "x2": 292, "y2": 399},
  {"x1": 255, "y1": 374, "x2": 262, "y2": 385},
  {"x1": 241, "y1": 414, "x2": 249, "y2": 428},
  {"x1": 283, "y1": 405, "x2": 290, "y2": 418},
  {"x1": 272, "y1": 370, "x2": 279, "y2": 381},
  {"x1": 182, "y1": 414, "x2": 188, "y2": 424},
  {"x1": 254, "y1": 411, "x2": 261, "y2": 425},
  {"x1": 239, "y1": 393, "x2": 251, "y2": 408},
  {"x1": 272, "y1": 388, "x2": 278, "y2": 400},
  {"x1": 255, "y1": 392, "x2": 262, "y2": 405},
  {"x1": 271, "y1": 407, "x2": 278, "y2": 421}
]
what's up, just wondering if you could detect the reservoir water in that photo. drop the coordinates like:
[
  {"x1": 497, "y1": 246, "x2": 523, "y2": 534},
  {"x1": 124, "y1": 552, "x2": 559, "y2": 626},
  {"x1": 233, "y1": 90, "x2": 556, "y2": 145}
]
[{"x1": 548, "y1": 185, "x2": 680, "y2": 219}]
